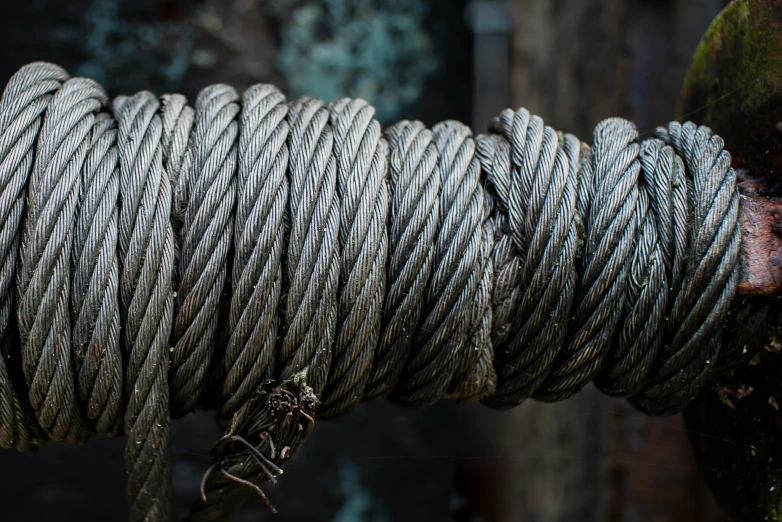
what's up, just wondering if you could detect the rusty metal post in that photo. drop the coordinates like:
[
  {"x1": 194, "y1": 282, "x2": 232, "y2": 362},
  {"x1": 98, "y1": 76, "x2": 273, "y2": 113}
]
[{"x1": 679, "y1": 1, "x2": 782, "y2": 520}]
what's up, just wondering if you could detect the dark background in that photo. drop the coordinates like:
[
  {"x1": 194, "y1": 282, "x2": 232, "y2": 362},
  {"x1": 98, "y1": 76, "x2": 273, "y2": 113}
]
[{"x1": 0, "y1": 1, "x2": 737, "y2": 521}]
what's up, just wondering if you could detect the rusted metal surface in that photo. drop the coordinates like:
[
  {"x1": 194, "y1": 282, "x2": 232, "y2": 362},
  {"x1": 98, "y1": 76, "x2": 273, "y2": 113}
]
[
  {"x1": 687, "y1": 340, "x2": 782, "y2": 522},
  {"x1": 679, "y1": 0, "x2": 782, "y2": 296},
  {"x1": 678, "y1": 0, "x2": 782, "y2": 177},
  {"x1": 737, "y1": 171, "x2": 782, "y2": 295},
  {"x1": 680, "y1": 1, "x2": 782, "y2": 520}
]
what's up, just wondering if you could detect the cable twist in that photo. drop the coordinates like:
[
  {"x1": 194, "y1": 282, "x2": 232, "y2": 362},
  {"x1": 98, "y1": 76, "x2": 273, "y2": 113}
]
[
  {"x1": 0, "y1": 62, "x2": 67, "y2": 452},
  {"x1": 364, "y1": 120, "x2": 440, "y2": 400},
  {"x1": 537, "y1": 118, "x2": 641, "y2": 401},
  {"x1": 475, "y1": 137, "x2": 521, "y2": 352},
  {"x1": 114, "y1": 91, "x2": 175, "y2": 522},
  {"x1": 18, "y1": 76, "x2": 107, "y2": 443},
  {"x1": 635, "y1": 122, "x2": 740, "y2": 414},
  {"x1": 395, "y1": 121, "x2": 488, "y2": 406},
  {"x1": 281, "y1": 96, "x2": 340, "y2": 396},
  {"x1": 222, "y1": 84, "x2": 288, "y2": 418},
  {"x1": 171, "y1": 85, "x2": 239, "y2": 416},
  {"x1": 479, "y1": 110, "x2": 581, "y2": 407},
  {"x1": 595, "y1": 138, "x2": 678, "y2": 396},
  {"x1": 320, "y1": 97, "x2": 389, "y2": 416},
  {"x1": 72, "y1": 112, "x2": 123, "y2": 433},
  {"x1": 448, "y1": 188, "x2": 496, "y2": 401},
  {"x1": 0, "y1": 61, "x2": 749, "y2": 522},
  {"x1": 160, "y1": 94, "x2": 195, "y2": 221}
]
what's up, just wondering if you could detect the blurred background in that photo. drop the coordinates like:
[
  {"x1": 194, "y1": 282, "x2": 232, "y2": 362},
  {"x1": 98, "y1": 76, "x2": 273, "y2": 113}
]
[{"x1": 0, "y1": 0, "x2": 737, "y2": 520}]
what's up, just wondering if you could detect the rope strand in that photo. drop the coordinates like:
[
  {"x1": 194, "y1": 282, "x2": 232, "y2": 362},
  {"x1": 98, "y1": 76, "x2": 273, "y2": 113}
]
[
  {"x1": 0, "y1": 62, "x2": 750, "y2": 522},
  {"x1": 114, "y1": 90, "x2": 175, "y2": 522},
  {"x1": 321, "y1": 97, "x2": 388, "y2": 417},
  {"x1": 0, "y1": 62, "x2": 68, "y2": 453},
  {"x1": 171, "y1": 84, "x2": 239, "y2": 416}
]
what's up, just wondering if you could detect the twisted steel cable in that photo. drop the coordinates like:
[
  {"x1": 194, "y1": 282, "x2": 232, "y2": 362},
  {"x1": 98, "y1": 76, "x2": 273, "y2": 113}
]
[
  {"x1": 478, "y1": 110, "x2": 581, "y2": 408},
  {"x1": 281, "y1": 96, "x2": 340, "y2": 396},
  {"x1": 635, "y1": 122, "x2": 740, "y2": 414},
  {"x1": 364, "y1": 120, "x2": 440, "y2": 401},
  {"x1": 320, "y1": 97, "x2": 388, "y2": 416},
  {"x1": 0, "y1": 62, "x2": 752, "y2": 522},
  {"x1": 475, "y1": 137, "x2": 522, "y2": 352},
  {"x1": 394, "y1": 121, "x2": 488, "y2": 406},
  {"x1": 72, "y1": 111, "x2": 123, "y2": 434},
  {"x1": 170, "y1": 85, "x2": 239, "y2": 416},
  {"x1": 18, "y1": 76, "x2": 107, "y2": 443},
  {"x1": 114, "y1": 91, "x2": 175, "y2": 522},
  {"x1": 535, "y1": 118, "x2": 641, "y2": 401},
  {"x1": 221, "y1": 84, "x2": 287, "y2": 418},
  {"x1": 161, "y1": 93, "x2": 195, "y2": 227},
  {"x1": 449, "y1": 189, "x2": 496, "y2": 401},
  {"x1": 594, "y1": 138, "x2": 679, "y2": 396},
  {"x1": 0, "y1": 62, "x2": 67, "y2": 453}
]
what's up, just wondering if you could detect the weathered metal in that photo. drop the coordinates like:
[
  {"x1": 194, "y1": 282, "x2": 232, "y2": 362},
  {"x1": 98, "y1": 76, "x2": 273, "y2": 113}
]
[
  {"x1": 736, "y1": 170, "x2": 782, "y2": 295},
  {"x1": 680, "y1": 0, "x2": 782, "y2": 296},
  {"x1": 680, "y1": 1, "x2": 782, "y2": 520},
  {"x1": 679, "y1": 0, "x2": 782, "y2": 176}
]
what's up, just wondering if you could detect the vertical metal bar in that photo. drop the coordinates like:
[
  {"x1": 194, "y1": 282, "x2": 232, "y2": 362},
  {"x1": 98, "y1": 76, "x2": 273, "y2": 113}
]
[{"x1": 466, "y1": 0, "x2": 512, "y2": 128}]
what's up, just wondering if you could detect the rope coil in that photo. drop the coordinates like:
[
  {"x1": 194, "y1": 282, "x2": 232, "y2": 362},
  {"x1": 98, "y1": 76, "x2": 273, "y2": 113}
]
[{"x1": 0, "y1": 62, "x2": 747, "y2": 521}]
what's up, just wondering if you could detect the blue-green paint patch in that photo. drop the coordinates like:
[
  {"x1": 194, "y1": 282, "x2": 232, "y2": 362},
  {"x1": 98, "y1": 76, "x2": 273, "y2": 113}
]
[
  {"x1": 74, "y1": 0, "x2": 192, "y2": 93},
  {"x1": 274, "y1": 0, "x2": 437, "y2": 123},
  {"x1": 333, "y1": 459, "x2": 390, "y2": 522}
]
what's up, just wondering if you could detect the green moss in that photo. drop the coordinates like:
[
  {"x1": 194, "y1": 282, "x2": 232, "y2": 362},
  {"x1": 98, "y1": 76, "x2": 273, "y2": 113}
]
[
  {"x1": 679, "y1": 0, "x2": 782, "y2": 121},
  {"x1": 768, "y1": 500, "x2": 782, "y2": 522},
  {"x1": 677, "y1": 0, "x2": 782, "y2": 173}
]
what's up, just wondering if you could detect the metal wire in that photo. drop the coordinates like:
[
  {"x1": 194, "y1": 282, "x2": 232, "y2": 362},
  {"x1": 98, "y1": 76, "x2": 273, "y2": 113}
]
[{"x1": 0, "y1": 62, "x2": 747, "y2": 522}]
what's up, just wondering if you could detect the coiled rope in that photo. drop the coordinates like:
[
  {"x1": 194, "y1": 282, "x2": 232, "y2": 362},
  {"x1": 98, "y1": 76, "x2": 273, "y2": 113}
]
[{"x1": 0, "y1": 62, "x2": 745, "y2": 521}]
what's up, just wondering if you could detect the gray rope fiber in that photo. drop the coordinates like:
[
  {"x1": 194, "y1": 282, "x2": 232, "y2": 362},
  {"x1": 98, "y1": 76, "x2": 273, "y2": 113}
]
[{"x1": 0, "y1": 62, "x2": 753, "y2": 522}]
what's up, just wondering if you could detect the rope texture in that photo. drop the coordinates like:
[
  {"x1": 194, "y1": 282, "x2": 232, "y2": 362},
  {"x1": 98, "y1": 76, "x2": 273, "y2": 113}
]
[{"x1": 0, "y1": 62, "x2": 750, "y2": 522}]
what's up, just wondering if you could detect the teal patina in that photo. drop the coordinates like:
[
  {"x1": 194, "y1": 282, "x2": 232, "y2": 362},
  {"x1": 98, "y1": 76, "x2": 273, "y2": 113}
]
[{"x1": 272, "y1": 0, "x2": 438, "y2": 123}]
